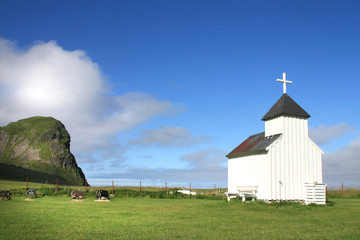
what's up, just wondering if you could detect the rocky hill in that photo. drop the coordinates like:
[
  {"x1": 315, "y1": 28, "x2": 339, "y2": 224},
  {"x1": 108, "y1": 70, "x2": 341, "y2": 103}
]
[{"x1": 0, "y1": 116, "x2": 86, "y2": 185}]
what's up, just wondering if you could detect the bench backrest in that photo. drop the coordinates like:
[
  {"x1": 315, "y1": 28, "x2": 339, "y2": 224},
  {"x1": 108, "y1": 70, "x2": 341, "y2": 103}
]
[{"x1": 235, "y1": 186, "x2": 258, "y2": 193}]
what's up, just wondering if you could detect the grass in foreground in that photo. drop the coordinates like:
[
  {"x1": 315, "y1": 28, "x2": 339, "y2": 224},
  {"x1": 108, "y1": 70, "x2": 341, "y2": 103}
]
[
  {"x1": 1, "y1": 180, "x2": 360, "y2": 239},
  {"x1": 1, "y1": 196, "x2": 360, "y2": 240}
]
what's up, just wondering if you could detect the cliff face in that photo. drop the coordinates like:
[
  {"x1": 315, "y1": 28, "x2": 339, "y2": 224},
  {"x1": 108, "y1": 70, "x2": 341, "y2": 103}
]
[{"x1": 0, "y1": 116, "x2": 86, "y2": 185}]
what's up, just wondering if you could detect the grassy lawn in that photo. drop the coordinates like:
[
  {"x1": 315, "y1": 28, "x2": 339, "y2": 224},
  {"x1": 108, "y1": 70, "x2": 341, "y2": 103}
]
[{"x1": 1, "y1": 195, "x2": 360, "y2": 240}]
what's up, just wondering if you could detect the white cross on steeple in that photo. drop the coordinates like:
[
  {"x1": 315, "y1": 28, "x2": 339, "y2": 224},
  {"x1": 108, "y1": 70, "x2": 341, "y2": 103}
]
[{"x1": 276, "y1": 72, "x2": 292, "y2": 94}]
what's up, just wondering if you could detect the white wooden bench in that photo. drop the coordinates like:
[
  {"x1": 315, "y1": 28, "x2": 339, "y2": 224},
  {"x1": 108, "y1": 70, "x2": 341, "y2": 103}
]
[{"x1": 225, "y1": 186, "x2": 258, "y2": 202}]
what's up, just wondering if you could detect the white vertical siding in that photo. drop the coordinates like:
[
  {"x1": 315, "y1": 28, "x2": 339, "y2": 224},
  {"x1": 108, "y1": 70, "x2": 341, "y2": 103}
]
[
  {"x1": 300, "y1": 118, "x2": 305, "y2": 198},
  {"x1": 263, "y1": 116, "x2": 323, "y2": 200}
]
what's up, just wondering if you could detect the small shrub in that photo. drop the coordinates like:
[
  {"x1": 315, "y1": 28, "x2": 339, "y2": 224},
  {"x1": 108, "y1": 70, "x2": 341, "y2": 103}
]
[{"x1": 37, "y1": 187, "x2": 72, "y2": 197}]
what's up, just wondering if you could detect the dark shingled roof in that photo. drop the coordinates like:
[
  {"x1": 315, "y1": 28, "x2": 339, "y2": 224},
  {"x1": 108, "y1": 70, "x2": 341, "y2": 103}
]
[
  {"x1": 261, "y1": 93, "x2": 310, "y2": 121},
  {"x1": 226, "y1": 132, "x2": 281, "y2": 159}
]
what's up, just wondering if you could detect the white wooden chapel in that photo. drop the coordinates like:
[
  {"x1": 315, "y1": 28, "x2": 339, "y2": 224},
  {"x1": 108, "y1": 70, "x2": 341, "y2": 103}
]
[{"x1": 226, "y1": 73, "x2": 326, "y2": 204}]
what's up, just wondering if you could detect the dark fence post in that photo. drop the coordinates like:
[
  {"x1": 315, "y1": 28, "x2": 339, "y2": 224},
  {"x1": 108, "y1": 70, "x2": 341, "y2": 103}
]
[
  {"x1": 190, "y1": 183, "x2": 191, "y2": 198},
  {"x1": 326, "y1": 186, "x2": 328, "y2": 200},
  {"x1": 56, "y1": 178, "x2": 59, "y2": 192},
  {"x1": 112, "y1": 180, "x2": 114, "y2": 194},
  {"x1": 26, "y1": 176, "x2": 29, "y2": 190},
  {"x1": 140, "y1": 181, "x2": 142, "y2": 192},
  {"x1": 342, "y1": 183, "x2": 344, "y2": 197}
]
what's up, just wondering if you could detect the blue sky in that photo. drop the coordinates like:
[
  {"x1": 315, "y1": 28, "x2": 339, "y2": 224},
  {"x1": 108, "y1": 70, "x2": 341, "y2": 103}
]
[{"x1": 0, "y1": 0, "x2": 359, "y2": 188}]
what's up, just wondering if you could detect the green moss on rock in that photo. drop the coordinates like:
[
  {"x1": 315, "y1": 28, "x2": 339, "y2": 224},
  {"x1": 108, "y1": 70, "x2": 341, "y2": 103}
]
[{"x1": 0, "y1": 116, "x2": 86, "y2": 185}]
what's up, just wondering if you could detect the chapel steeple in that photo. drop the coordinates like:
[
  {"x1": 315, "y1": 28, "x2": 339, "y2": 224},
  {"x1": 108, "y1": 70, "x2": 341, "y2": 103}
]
[
  {"x1": 262, "y1": 72, "x2": 310, "y2": 121},
  {"x1": 263, "y1": 73, "x2": 310, "y2": 137}
]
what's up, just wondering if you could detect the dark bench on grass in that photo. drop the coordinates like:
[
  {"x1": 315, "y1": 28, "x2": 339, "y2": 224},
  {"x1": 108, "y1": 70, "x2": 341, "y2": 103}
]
[
  {"x1": 0, "y1": 191, "x2": 11, "y2": 200},
  {"x1": 96, "y1": 190, "x2": 109, "y2": 200},
  {"x1": 26, "y1": 189, "x2": 37, "y2": 198},
  {"x1": 71, "y1": 190, "x2": 85, "y2": 199}
]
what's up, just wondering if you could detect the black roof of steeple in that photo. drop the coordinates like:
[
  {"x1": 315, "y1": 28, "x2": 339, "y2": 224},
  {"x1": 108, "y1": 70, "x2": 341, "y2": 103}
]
[{"x1": 261, "y1": 93, "x2": 310, "y2": 121}]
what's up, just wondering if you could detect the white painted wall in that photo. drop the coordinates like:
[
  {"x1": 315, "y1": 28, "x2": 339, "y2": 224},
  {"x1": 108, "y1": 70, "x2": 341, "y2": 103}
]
[
  {"x1": 265, "y1": 117, "x2": 284, "y2": 137},
  {"x1": 228, "y1": 154, "x2": 266, "y2": 195},
  {"x1": 265, "y1": 116, "x2": 308, "y2": 138}
]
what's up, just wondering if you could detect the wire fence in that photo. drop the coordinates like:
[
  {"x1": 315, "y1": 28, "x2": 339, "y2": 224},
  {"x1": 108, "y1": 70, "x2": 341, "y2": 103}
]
[{"x1": 86, "y1": 179, "x2": 228, "y2": 194}]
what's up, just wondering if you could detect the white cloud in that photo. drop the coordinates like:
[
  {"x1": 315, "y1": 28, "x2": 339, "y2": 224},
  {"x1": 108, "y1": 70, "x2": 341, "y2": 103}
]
[
  {"x1": 0, "y1": 38, "x2": 176, "y2": 154},
  {"x1": 93, "y1": 148, "x2": 228, "y2": 185},
  {"x1": 129, "y1": 126, "x2": 210, "y2": 147},
  {"x1": 323, "y1": 137, "x2": 360, "y2": 186},
  {"x1": 179, "y1": 148, "x2": 228, "y2": 182},
  {"x1": 308, "y1": 122, "x2": 360, "y2": 185},
  {"x1": 309, "y1": 122, "x2": 355, "y2": 146},
  {"x1": 181, "y1": 148, "x2": 225, "y2": 168}
]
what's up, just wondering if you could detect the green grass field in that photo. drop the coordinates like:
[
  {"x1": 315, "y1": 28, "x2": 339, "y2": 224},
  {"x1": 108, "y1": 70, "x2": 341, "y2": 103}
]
[{"x1": 1, "y1": 181, "x2": 360, "y2": 239}]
